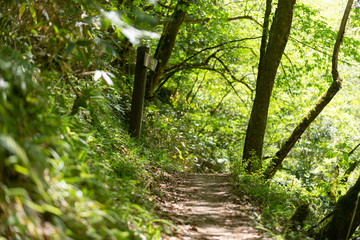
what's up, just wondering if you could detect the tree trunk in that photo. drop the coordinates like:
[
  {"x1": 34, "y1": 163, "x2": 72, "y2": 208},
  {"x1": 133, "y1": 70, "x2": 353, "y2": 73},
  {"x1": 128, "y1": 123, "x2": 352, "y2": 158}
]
[
  {"x1": 145, "y1": 0, "x2": 190, "y2": 98},
  {"x1": 242, "y1": 0, "x2": 296, "y2": 172},
  {"x1": 259, "y1": 0, "x2": 273, "y2": 65},
  {"x1": 263, "y1": 79, "x2": 342, "y2": 179},
  {"x1": 313, "y1": 174, "x2": 360, "y2": 240},
  {"x1": 263, "y1": 0, "x2": 353, "y2": 179}
]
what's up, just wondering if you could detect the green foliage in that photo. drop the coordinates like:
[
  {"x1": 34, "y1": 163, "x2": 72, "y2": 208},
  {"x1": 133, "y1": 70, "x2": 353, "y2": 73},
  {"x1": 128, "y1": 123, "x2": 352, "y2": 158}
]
[
  {"x1": 0, "y1": 0, "x2": 168, "y2": 239},
  {"x1": 0, "y1": 44, "x2": 171, "y2": 239},
  {"x1": 232, "y1": 169, "x2": 315, "y2": 240},
  {"x1": 2, "y1": 0, "x2": 360, "y2": 238}
]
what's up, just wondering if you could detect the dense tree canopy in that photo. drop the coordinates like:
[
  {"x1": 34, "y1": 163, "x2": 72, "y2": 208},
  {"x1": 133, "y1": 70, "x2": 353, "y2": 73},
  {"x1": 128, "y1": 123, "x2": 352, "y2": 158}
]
[{"x1": 1, "y1": 0, "x2": 360, "y2": 239}]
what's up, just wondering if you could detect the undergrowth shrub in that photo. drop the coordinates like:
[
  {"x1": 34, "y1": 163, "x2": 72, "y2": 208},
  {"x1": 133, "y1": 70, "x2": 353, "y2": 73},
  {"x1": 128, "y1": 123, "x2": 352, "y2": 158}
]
[
  {"x1": 232, "y1": 163, "x2": 316, "y2": 240},
  {"x1": 0, "y1": 45, "x2": 169, "y2": 239}
]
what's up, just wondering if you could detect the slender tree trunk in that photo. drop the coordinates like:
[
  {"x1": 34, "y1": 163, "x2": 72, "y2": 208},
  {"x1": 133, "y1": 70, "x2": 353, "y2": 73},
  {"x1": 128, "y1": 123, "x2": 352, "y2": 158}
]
[
  {"x1": 264, "y1": 0, "x2": 353, "y2": 179},
  {"x1": 263, "y1": 79, "x2": 342, "y2": 179},
  {"x1": 145, "y1": 0, "x2": 190, "y2": 98},
  {"x1": 243, "y1": 0, "x2": 296, "y2": 172}
]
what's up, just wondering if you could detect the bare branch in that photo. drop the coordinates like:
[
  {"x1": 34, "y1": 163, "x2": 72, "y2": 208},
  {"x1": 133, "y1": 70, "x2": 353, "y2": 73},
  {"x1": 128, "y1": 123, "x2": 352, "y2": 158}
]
[
  {"x1": 332, "y1": 0, "x2": 354, "y2": 80},
  {"x1": 283, "y1": 52, "x2": 295, "y2": 72},
  {"x1": 165, "y1": 36, "x2": 261, "y2": 73},
  {"x1": 182, "y1": 15, "x2": 262, "y2": 27},
  {"x1": 214, "y1": 70, "x2": 244, "y2": 103},
  {"x1": 349, "y1": 142, "x2": 360, "y2": 156},
  {"x1": 162, "y1": 63, "x2": 248, "y2": 103},
  {"x1": 290, "y1": 37, "x2": 353, "y2": 65},
  {"x1": 214, "y1": 56, "x2": 254, "y2": 92},
  {"x1": 210, "y1": 88, "x2": 232, "y2": 116}
]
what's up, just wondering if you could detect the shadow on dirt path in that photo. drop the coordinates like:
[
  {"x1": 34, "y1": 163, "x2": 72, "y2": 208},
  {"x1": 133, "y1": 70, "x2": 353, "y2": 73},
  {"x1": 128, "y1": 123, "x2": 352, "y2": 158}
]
[{"x1": 157, "y1": 173, "x2": 270, "y2": 240}]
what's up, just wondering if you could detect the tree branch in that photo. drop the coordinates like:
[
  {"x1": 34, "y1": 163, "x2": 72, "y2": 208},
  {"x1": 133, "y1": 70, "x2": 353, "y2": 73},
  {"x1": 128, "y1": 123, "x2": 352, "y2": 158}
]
[
  {"x1": 165, "y1": 36, "x2": 261, "y2": 73},
  {"x1": 283, "y1": 52, "x2": 295, "y2": 72},
  {"x1": 259, "y1": 0, "x2": 273, "y2": 66},
  {"x1": 167, "y1": 64, "x2": 246, "y2": 103},
  {"x1": 214, "y1": 56, "x2": 254, "y2": 92},
  {"x1": 210, "y1": 88, "x2": 232, "y2": 116},
  {"x1": 264, "y1": 0, "x2": 354, "y2": 179},
  {"x1": 289, "y1": 37, "x2": 352, "y2": 65},
  {"x1": 155, "y1": 55, "x2": 218, "y2": 94},
  {"x1": 181, "y1": 15, "x2": 262, "y2": 27},
  {"x1": 332, "y1": 0, "x2": 353, "y2": 80}
]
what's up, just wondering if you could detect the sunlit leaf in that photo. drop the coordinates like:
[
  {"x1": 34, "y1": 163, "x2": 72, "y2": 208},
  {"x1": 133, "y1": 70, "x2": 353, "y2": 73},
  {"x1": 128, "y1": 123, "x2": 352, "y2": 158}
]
[
  {"x1": 14, "y1": 164, "x2": 29, "y2": 175},
  {"x1": 18, "y1": 3, "x2": 27, "y2": 19},
  {"x1": 102, "y1": 11, "x2": 159, "y2": 44},
  {"x1": 24, "y1": 200, "x2": 45, "y2": 213},
  {"x1": 42, "y1": 204, "x2": 62, "y2": 215},
  {"x1": 28, "y1": 5, "x2": 37, "y2": 25},
  {"x1": 101, "y1": 72, "x2": 113, "y2": 86},
  {"x1": 94, "y1": 70, "x2": 102, "y2": 81}
]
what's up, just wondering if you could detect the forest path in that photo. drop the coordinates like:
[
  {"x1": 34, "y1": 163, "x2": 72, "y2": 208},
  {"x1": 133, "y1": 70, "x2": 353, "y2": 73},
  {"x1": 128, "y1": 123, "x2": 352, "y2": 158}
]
[{"x1": 156, "y1": 173, "x2": 268, "y2": 240}]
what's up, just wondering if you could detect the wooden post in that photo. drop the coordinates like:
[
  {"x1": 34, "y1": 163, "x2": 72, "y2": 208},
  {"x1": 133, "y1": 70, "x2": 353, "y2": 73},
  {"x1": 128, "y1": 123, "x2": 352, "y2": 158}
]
[{"x1": 129, "y1": 46, "x2": 157, "y2": 139}]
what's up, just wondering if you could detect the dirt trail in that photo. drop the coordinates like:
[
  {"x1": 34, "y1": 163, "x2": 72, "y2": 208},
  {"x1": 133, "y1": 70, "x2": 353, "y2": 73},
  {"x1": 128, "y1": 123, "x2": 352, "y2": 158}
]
[{"x1": 157, "y1": 173, "x2": 269, "y2": 240}]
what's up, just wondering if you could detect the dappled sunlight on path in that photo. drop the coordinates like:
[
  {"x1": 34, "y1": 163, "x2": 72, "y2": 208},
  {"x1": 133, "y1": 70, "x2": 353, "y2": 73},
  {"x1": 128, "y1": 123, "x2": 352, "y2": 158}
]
[{"x1": 157, "y1": 173, "x2": 270, "y2": 240}]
